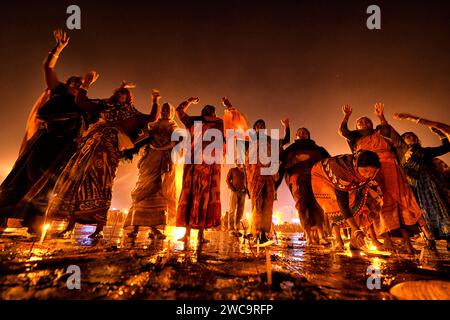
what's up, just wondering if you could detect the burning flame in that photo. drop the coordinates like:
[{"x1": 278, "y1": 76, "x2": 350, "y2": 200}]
[
  {"x1": 39, "y1": 223, "x2": 51, "y2": 244},
  {"x1": 167, "y1": 226, "x2": 186, "y2": 240}
]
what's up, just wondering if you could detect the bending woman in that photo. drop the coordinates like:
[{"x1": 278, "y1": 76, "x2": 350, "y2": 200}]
[
  {"x1": 311, "y1": 150, "x2": 382, "y2": 251},
  {"x1": 46, "y1": 72, "x2": 158, "y2": 239},
  {"x1": 339, "y1": 103, "x2": 428, "y2": 253}
]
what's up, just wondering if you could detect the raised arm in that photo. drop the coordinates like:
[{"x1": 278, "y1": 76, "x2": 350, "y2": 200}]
[
  {"x1": 76, "y1": 71, "x2": 102, "y2": 112},
  {"x1": 136, "y1": 90, "x2": 160, "y2": 126},
  {"x1": 176, "y1": 97, "x2": 200, "y2": 128},
  {"x1": 423, "y1": 127, "x2": 450, "y2": 159},
  {"x1": 148, "y1": 90, "x2": 160, "y2": 121},
  {"x1": 280, "y1": 118, "x2": 290, "y2": 147},
  {"x1": 339, "y1": 105, "x2": 359, "y2": 142},
  {"x1": 374, "y1": 103, "x2": 410, "y2": 158},
  {"x1": 394, "y1": 113, "x2": 450, "y2": 139},
  {"x1": 374, "y1": 102, "x2": 393, "y2": 138},
  {"x1": 44, "y1": 30, "x2": 70, "y2": 90}
]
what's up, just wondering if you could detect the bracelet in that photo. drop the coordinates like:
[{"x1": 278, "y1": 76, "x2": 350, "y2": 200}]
[
  {"x1": 415, "y1": 118, "x2": 422, "y2": 124},
  {"x1": 49, "y1": 51, "x2": 59, "y2": 58}
]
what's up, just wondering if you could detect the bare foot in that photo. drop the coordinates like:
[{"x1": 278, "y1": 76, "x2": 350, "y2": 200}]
[
  {"x1": 333, "y1": 241, "x2": 345, "y2": 251},
  {"x1": 51, "y1": 229, "x2": 73, "y2": 239},
  {"x1": 88, "y1": 231, "x2": 104, "y2": 239}
]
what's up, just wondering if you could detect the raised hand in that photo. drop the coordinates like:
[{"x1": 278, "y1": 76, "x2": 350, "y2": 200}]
[
  {"x1": 281, "y1": 118, "x2": 290, "y2": 127},
  {"x1": 430, "y1": 126, "x2": 446, "y2": 138},
  {"x1": 374, "y1": 102, "x2": 385, "y2": 118},
  {"x1": 187, "y1": 97, "x2": 200, "y2": 104},
  {"x1": 342, "y1": 104, "x2": 352, "y2": 117},
  {"x1": 53, "y1": 29, "x2": 70, "y2": 51},
  {"x1": 82, "y1": 70, "x2": 100, "y2": 88},
  {"x1": 222, "y1": 97, "x2": 233, "y2": 109},
  {"x1": 152, "y1": 89, "x2": 161, "y2": 102}
]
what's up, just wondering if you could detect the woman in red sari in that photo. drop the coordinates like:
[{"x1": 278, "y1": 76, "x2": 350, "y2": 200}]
[
  {"x1": 46, "y1": 73, "x2": 159, "y2": 239},
  {"x1": 339, "y1": 103, "x2": 428, "y2": 253}
]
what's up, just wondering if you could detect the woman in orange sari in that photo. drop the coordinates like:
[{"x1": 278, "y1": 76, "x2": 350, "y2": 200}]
[
  {"x1": 245, "y1": 118, "x2": 290, "y2": 244},
  {"x1": 339, "y1": 103, "x2": 428, "y2": 253}
]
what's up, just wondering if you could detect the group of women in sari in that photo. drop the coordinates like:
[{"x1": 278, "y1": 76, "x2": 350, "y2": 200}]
[
  {"x1": 0, "y1": 30, "x2": 448, "y2": 254},
  {"x1": 306, "y1": 104, "x2": 449, "y2": 253}
]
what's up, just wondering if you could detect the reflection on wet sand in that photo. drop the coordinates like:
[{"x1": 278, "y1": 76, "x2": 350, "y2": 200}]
[{"x1": 0, "y1": 222, "x2": 449, "y2": 300}]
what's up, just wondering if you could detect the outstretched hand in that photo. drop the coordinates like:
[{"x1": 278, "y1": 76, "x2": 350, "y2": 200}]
[
  {"x1": 54, "y1": 29, "x2": 70, "y2": 50},
  {"x1": 430, "y1": 126, "x2": 446, "y2": 138},
  {"x1": 374, "y1": 102, "x2": 384, "y2": 118},
  {"x1": 222, "y1": 97, "x2": 233, "y2": 109},
  {"x1": 393, "y1": 113, "x2": 415, "y2": 121},
  {"x1": 83, "y1": 71, "x2": 100, "y2": 88},
  {"x1": 187, "y1": 97, "x2": 200, "y2": 104},
  {"x1": 152, "y1": 89, "x2": 161, "y2": 102},
  {"x1": 342, "y1": 104, "x2": 352, "y2": 117},
  {"x1": 281, "y1": 118, "x2": 290, "y2": 127}
]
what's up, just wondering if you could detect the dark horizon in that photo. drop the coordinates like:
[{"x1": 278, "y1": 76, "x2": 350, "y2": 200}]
[{"x1": 1, "y1": 0, "x2": 449, "y2": 211}]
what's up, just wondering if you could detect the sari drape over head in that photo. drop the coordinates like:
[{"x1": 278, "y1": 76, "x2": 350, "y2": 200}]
[
  {"x1": 125, "y1": 105, "x2": 179, "y2": 227},
  {"x1": 311, "y1": 153, "x2": 382, "y2": 230}
]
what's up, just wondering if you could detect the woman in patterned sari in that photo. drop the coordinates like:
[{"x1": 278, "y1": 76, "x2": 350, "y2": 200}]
[
  {"x1": 175, "y1": 98, "x2": 225, "y2": 245},
  {"x1": 399, "y1": 129, "x2": 450, "y2": 250},
  {"x1": 311, "y1": 151, "x2": 382, "y2": 251},
  {"x1": 124, "y1": 102, "x2": 178, "y2": 239},
  {"x1": 46, "y1": 72, "x2": 158, "y2": 239}
]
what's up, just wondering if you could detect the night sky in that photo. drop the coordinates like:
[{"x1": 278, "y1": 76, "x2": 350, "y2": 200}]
[{"x1": 1, "y1": 0, "x2": 449, "y2": 213}]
